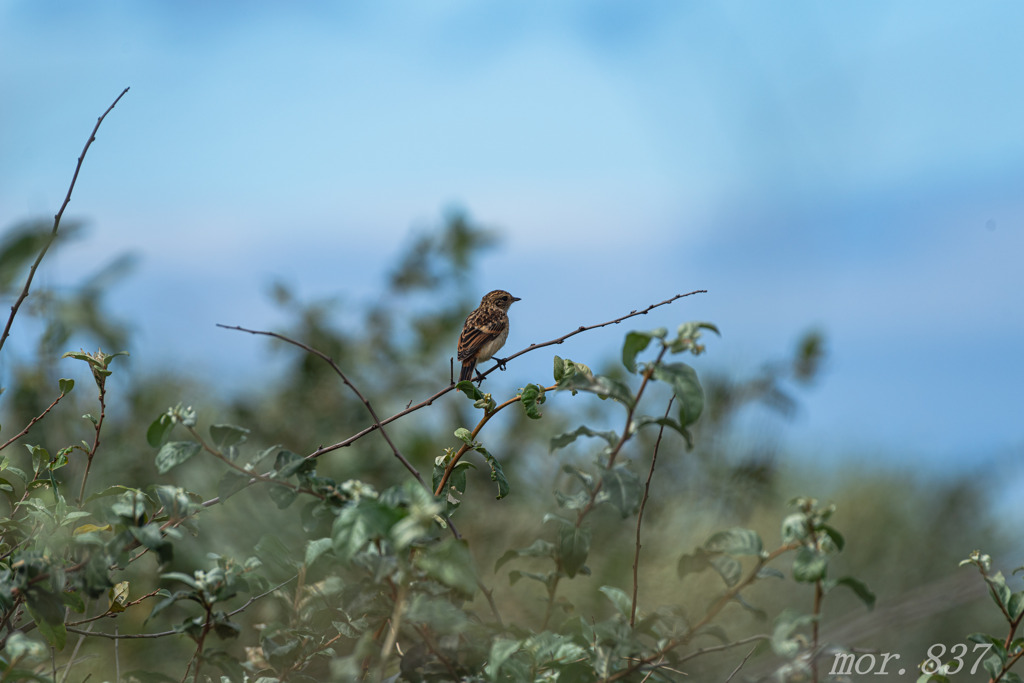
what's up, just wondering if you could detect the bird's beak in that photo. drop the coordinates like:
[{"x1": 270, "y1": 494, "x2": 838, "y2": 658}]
[{"x1": 512, "y1": 296, "x2": 522, "y2": 302}]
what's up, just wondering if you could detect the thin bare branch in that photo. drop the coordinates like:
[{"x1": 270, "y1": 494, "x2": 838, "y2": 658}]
[
  {"x1": 0, "y1": 388, "x2": 69, "y2": 452},
  {"x1": 216, "y1": 323, "x2": 424, "y2": 485},
  {"x1": 307, "y1": 290, "x2": 705, "y2": 461},
  {"x1": 0, "y1": 87, "x2": 130, "y2": 354},
  {"x1": 631, "y1": 395, "x2": 675, "y2": 626},
  {"x1": 725, "y1": 641, "x2": 763, "y2": 682},
  {"x1": 65, "y1": 576, "x2": 296, "y2": 641}
]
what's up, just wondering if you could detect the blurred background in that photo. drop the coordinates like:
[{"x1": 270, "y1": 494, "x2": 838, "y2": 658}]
[{"x1": 1, "y1": 2, "x2": 1023, "y2": 678}]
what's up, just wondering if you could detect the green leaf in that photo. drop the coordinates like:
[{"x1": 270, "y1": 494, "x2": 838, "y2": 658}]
[
  {"x1": 819, "y1": 524, "x2": 846, "y2": 552},
  {"x1": 598, "y1": 585, "x2": 632, "y2": 617},
  {"x1": 557, "y1": 372, "x2": 635, "y2": 408},
  {"x1": 550, "y1": 425, "x2": 618, "y2": 452},
  {"x1": 209, "y1": 424, "x2": 249, "y2": 450},
  {"x1": 454, "y1": 427, "x2": 473, "y2": 444},
  {"x1": 598, "y1": 465, "x2": 640, "y2": 518},
  {"x1": 554, "y1": 489, "x2": 591, "y2": 510},
  {"x1": 416, "y1": 538, "x2": 477, "y2": 595},
  {"x1": 668, "y1": 321, "x2": 720, "y2": 354},
  {"x1": 519, "y1": 383, "x2": 545, "y2": 419},
  {"x1": 494, "y1": 539, "x2": 557, "y2": 572},
  {"x1": 830, "y1": 576, "x2": 875, "y2": 610},
  {"x1": 652, "y1": 362, "x2": 704, "y2": 427},
  {"x1": 709, "y1": 555, "x2": 742, "y2": 587},
  {"x1": 107, "y1": 582, "x2": 130, "y2": 613},
  {"x1": 25, "y1": 589, "x2": 67, "y2": 650},
  {"x1": 146, "y1": 413, "x2": 174, "y2": 448},
  {"x1": 1008, "y1": 590, "x2": 1024, "y2": 620},
  {"x1": 792, "y1": 546, "x2": 828, "y2": 582},
  {"x1": 984, "y1": 571, "x2": 1012, "y2": 612},
  {"x1": 154, "y1": 441, "x2": 201, "y2": 474},
  {"x1": 3, "y1": 632, "x2": 47, "y2": 663},
  {"x1": 771, "y1": 609, "x2": 817, "y2": 659},
  {"x1": 268, "y1": 484, "x2": 298, "y2": 510},
  {"x1": 217, "y1": 471, "x2": 250, "y2": 502},
  {"x1": 484, "y1": 451, "x2": 510, "y2": 500},
  {"x1": 557, "y1": 524, "x2": 591, "y2": 578},
  {"x1": 160, "y1": 572, "x2": 200, "y2": 590},
  {"x1": 129, "y1": 523, "x2": 173, "y2": 563},
  {"x1": 704, "y1": 528, "x2": 764, "y2": 556},
  {"x1": 151, "y1": 485, "x2": 200, "y2": 520},
  {"x1": 304, "y1": 537, "x2": 333, "y2": 567},
  {"x1": 631, "y1": 414, "x2": 692, "y2": 448},
  {"x1": 273, "y1": 450, "x2": 310, "y2": 478},
  {"x1": 58, "y1": 378, "x2": 74, "y2": 394},
  {"x1": 455, "y1": 380, "x2": 484, "y2": 400},
  {"x1": 780, "y1": 513, "x2": 808, "y2": 544},
  {"x1": 553, "y1": 356, "x2": 592, "y2": 383},
  {"x1": 622, "y1": 330, "x2": 664, "y2": 373},
  {"x1": 404, "y1": 593, "x2": 472, "y2": 633},
  {"x1": 486, "y1": 638, "x2": 522, "y2": 681},
  {"x1": 677, "y1": 548, "x2": 712, "y2": 578},
  {"x1": 26, "y1": 444, "x2": 48, "y2": 475},
  {"x1": 331, "y1": 499, "x2": 403, "y2": 562}
]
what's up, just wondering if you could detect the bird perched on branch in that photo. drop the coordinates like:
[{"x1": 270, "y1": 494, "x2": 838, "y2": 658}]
[{"x1": 458, "y1": 290, "x2": 520, "y2": 382}]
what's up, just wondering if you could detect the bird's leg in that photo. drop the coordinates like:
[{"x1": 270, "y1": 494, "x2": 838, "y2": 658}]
[{"x1": 492, "y1": 356, "x2": 510, "y2": 372}]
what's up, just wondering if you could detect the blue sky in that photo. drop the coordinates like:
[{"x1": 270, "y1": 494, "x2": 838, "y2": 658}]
[{"x1": 2, "y1": 3, "x2": 1022, "y2": 489}]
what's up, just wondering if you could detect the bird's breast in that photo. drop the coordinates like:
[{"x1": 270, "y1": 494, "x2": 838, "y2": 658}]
[{"x1": 476, "y1": 326, "x2": 510, "y2": 362}]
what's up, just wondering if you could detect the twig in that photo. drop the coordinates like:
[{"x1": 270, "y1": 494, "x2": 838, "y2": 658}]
[
  {"x1": 217, "y1": 324, "x2": 424, "y2": 485},
  {"x1": 434, "y1": 388, "x2": 554, "y2": 497},
  {"x1": 66, "y1": 589, "x2": 164, "y2": 627},
  {"x1": 378, "y1": 579, "x2": 408, "y2": 681},
  {"x1": 77, "y1": 374, "x2": 108, "y2": 503},
  {"x1": 181, "y1": 603, "x2": 212, "y2": 683},
  {"x1": 184, "y1": 424, "x2": 324, "y2": 500},
  {"x1": 0, "y1": 388, "x2": 69, "y2": 452},
  {"x1": 0, "y1": 87, "x2": 130, "y2": 354},
  {"x1": 631, "y1": 395, "x2": 675, "y2": 626},
  {"x1": 574, "y1": 346, "x2": 668, "y2": 529},
  {"x1": 65, "y1": 576, "x2": 296, "y2": 641},
  {"x1": 493, "y1": 291, "x2": 707, "y2": 376},
  {"x1": 725, "y1": 642, "x2": 762, "y2": 682}
]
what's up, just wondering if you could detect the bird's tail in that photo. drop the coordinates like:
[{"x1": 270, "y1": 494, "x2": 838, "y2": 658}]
[{"x1": 459, "y1": 360, "x2": 475, "y2": 382}]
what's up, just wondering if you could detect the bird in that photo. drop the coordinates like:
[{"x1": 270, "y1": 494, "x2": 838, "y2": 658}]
[{"x1": 457, "y1": 290, "x2": 520, "y2": 382}]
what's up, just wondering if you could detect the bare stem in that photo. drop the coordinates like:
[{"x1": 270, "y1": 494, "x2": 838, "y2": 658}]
[
  {"x1": 0, "y1": 388, "x2": 69, "y2": 453},
  {"x1": 631, "y1": 395, "x2": 675, "y2": 626},
  {"x1": 216, "y1": 324, "x2": 423, "y2": 486},
  {"x1": 0, "y1": 87, "x2": 130, "y2": 354},
  {"x1": 77, "y1": 376, "x2": 107, "y2": 503}
]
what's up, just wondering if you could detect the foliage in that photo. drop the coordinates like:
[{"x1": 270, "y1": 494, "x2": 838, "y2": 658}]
[{"x1": 0, "y1": 92, "x2": 1016, "y2": 683}]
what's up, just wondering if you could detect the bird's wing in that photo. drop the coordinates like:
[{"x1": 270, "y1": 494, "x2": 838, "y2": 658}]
[{"x1": 458, "y1": 310, "x2": 506, "y2": 361}]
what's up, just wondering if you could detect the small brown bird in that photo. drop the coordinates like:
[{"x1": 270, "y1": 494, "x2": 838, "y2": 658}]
[{"x1": 458, "y1": 290, "x2": 520, "y2": 382}]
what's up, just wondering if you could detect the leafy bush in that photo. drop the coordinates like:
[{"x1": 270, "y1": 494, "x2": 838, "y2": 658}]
[{"x1": 0, "y1": 90, "x2": 1018, "y2": 683}]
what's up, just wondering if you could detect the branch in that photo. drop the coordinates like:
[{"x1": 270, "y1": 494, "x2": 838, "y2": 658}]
[
  {"x1": 482, "y1": 291, "x2": 707, "y2": 380},
  {"x1": 307, "y1": 290, "x2": 706, "y2": 461},
  {"x1": 631, "y1": 395, "x2": 674, "y2": 626},
  {"x1": 0, "y1": 87, "x2": 130, "y2": 354},
  {"x1": 0, "y1": 388, "x2": 69, "y2": 452},
  {"x1": 433, "y1": 388, "x2": 555, "y2": 497},
  {"x1": 216, "y1": 324, "x2": 424, "y2": 485},
  {"x1": 64, "y1": 575, "x2": 296, "y2": 641},
  {"x1": 77, "y1": 375, "x2": 108, "y2": 503},
  {"x1": 574, "y1": 345, "x2": 668, "y2": 528}
]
